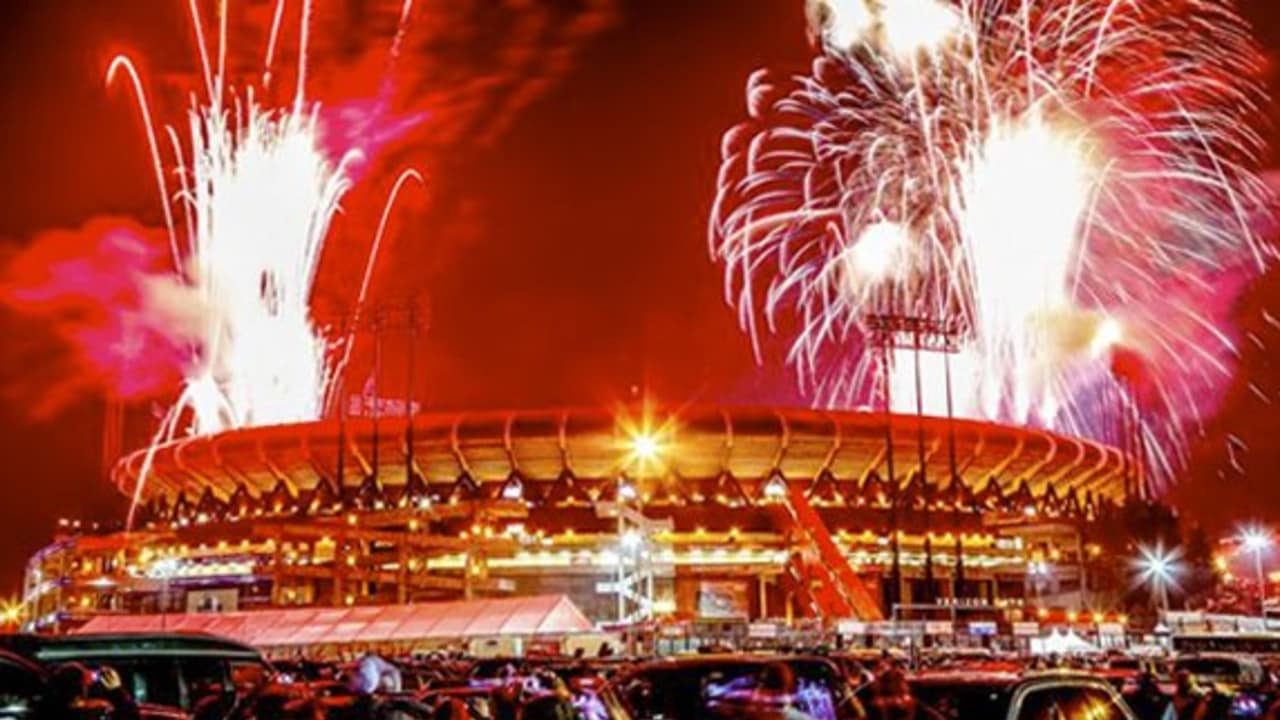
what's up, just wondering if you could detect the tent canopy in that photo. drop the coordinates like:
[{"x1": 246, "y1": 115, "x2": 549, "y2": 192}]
[
  {"x1": 1030, "y1": 629, "x2": 1101, "y2": 656},
  {"x1": 75, "y1": 595, "x2": 593, "y2": 649}
]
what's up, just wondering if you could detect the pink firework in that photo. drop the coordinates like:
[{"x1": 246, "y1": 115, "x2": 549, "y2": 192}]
[{"x1": 710, "y1": 0, "x2": 1274, "y2": 486}]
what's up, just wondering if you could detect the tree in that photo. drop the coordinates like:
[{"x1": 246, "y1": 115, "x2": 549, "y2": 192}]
[{"x1": 1182, "y1": 523, "x2": 1218, "y2": 606}]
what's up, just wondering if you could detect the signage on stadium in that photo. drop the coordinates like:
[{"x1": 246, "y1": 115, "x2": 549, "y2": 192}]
[
  {"x1": 924, "y1": 621, "x2": 954, "y2": 635},
  {"x1": 968, "y1": 621, "x2": 998, "y2": 636},
  {"x1": 348, "y1": 394, "x2": 421, "y2": 417},
  {"x1": 1013, "y1": 621, "x2": 1040, "y2": 636}
]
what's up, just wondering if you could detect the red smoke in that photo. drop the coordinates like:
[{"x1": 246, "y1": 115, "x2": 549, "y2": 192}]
[{"x1": 1, "y1": 218, "x2": 188, "y2": 414}]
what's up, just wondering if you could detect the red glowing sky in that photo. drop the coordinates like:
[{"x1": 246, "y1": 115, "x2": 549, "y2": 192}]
[{"x1": 0, "y1": 1, "x2": 1275, "y2": 591}]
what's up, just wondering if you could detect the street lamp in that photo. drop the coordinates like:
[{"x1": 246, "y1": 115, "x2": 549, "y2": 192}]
[
  {"x1": 1134, "y1": 542, "x2": 1182, "y2": 617},
  {"x1": 1241, "y1": 527, "x2": 1272, "y2": 618}
]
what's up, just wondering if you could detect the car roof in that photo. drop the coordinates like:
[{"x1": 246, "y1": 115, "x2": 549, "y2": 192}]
[
  {"x1": 0, "y1": 632, "x2": 263, "y2": 663},
  {"x1": 910, "y1": 669, "x2": 1105, "y2": 687},
  {"x1": 0, "y1": 649, "x2": 46, "y2": 678},
  {"x1": 910, "y1": 669, "x2": 1022, "y2": 686},
  {"x1": 626, "y1": 654, "x2": 833, "y2": 671},
  {"x1": 620, "y1": 655, "x2": 842, "y2": 682},
  {"x1": 1176, "y1": 652, "x2": 1252, "y2": 660}
]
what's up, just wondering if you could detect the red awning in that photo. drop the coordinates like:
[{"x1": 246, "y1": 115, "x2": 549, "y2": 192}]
[{"x1": 75, "y1": 595, "x2": 593, "y2": 649}]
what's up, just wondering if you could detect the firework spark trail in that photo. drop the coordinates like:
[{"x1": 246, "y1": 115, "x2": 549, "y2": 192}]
[
  {"x1": 712, "y1": 0, "x2": 1273, "y2": 487},
  {"x1": 107, "y1": 0, "x2": 423, "y2": 525},
  {"x1": 329, "y1": 167, "x2": 425, "y2": 413},
  {"x1": 263, "y1": 0, "x2": 288, "y2": 87}
]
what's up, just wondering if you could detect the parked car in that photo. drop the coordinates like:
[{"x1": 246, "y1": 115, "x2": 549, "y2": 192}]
[
  {"x1": 423, "y1": 669, "x2": 631, "y2": 720},
  {"x1": 1173, "y1": 653, "x2": 1266, "y2": 691},
  {"x1": 0, "y1": 633, "x2": 270, "y2": 715},
  {"x1": 908, "y1": 669, "x2": 1137, "y2": 720},
  {"x1": 1172, "y1": 654, "x2": 1269, "y2": 719},
  {"x1": 0, "y1": 647, "x2": 185, "y2": 719},
  {"x1": 613, "y1": 655, "x2": 859, "y2": 720}
]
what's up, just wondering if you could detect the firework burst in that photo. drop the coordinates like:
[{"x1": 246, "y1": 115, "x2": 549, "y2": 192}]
[
  {"x1": 108, "y1": 0, "x2": 421, "y2": 440},
  {"x1": 711, "y1": 0, "x2": 1273, "y2": 486},
  {"x1": 105, "y1": 0, "x2": 423, "y2": 523}
]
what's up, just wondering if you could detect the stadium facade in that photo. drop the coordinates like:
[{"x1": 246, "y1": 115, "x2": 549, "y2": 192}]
[{"x1": 24, "y1": 405, "x2": 1132, "y2": 638}]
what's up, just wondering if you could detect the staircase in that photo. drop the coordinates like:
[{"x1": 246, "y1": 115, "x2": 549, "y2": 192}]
[{"x1": 770, "y1": 486, "x2": 884, "y2": 621}]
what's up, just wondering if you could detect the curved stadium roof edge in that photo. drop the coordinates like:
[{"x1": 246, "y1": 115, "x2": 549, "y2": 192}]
[{"x1": 114, "y1": 405, "x2": 1129, "y2": 505}]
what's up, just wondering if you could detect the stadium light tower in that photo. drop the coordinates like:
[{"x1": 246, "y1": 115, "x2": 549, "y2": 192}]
[{"x1": 863, "y1": 312, "x2": 966, "y2": 608}]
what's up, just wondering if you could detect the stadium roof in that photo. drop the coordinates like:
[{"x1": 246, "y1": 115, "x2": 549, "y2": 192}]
[{"x1": 115, "y1": 405, "x2": 1130, "y2": 506}]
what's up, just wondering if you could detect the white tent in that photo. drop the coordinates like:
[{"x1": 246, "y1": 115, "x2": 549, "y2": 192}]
[
  {"x1": 76, "y1": 594, "x2": 593, "y2": 651},
  {"x1": 1030, "y1": 629, "x2": 1100, "y2": 655}
]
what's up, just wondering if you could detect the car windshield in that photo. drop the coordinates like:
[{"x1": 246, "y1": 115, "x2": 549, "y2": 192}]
[
  {"x1": 910, "y1": 681, "x2": 1013, "y2": 720},
  {"x1": 574, "y1": 687, "x2": 632, "y2": 720},
  {"x1": 1017, "y1": 684, "x2": 1131, "y2": 720},
  {"x1": 1176, "y1": 658, "x2": 1243, "y2": 680},
  {"x1": 84, "y1": 658, "x2": 182, "y2": 709},
  {"x1": 0, "y1": 658, "x2": 44, "y2": 718}
]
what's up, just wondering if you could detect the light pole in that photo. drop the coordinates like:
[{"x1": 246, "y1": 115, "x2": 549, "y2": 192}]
[
  {"x1": 863, "y1": 313, "x2": 966, "y2": 609},
  {"x1": 1241, "y1": 527, "x2": 1272, "y2": 618}
]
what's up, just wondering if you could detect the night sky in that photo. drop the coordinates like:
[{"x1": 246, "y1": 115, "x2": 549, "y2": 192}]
[{"x1": 0, "y1": 1, "x2": 1276, "y2": 594}]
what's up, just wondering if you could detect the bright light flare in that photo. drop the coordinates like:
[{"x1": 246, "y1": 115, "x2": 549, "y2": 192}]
[
  {"x1": 1134, "y1": 542, "x2": 1181, "y2": 585},
  {"x1": 763, "y1": 474, "x2": 788, "y2": 500},
  {"x1": 0, "y1": 598, "x2": 22, "y2": 628},
  {"x1": 843, "y1": 221, "x2": 909, "y2": 284},
  {"x1": 879, "y1": 0, "x2": 960, "y2": 59},
  {"x1": 1089, "y1": 317, "x2": 1124, "y2": 360},
  {"x1": 961, "y1": 113, "x2": 1098, "y2": 423},
  {"x1": 807, "y1": 0, "x2": 875, "y2": 54},
  {"x1": 1241, "y1": 526, "x2": 1273, "y2": 554},
  {"x1": 632, "y1": 434, "x2": 660, "y2": 462},
  {"x1": 617, "y1": 480, "x2": 638, "y2": 502},
  {"x1": 1132, "y1": 541, "x2": 1182, "y2": 613},
  {"x1": 617, "y1": 404, "x2": 676, "y2": 477},
  {"x1": 620, "y1": 529, "x2": 643, "y2": 551},
  {"x1": 500, "y1": 476, "x2": 524, "y2": 501},
  {"x1": 807, "y1": 0, "x2": 959, "y2": 59}
]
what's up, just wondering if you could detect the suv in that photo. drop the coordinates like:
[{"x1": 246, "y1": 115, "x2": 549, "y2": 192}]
[
  {"x1": 908, "y1": 669, "x2": 1137, "y2": 720},
  {"x1": 0, "y1": 633, "x2": 271, "y2": 714}
]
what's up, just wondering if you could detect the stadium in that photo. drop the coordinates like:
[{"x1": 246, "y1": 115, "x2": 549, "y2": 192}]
[{"x1": 24, "y1": 404, "x2": 1133, "y2": 645}]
